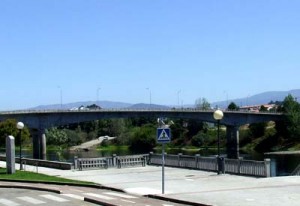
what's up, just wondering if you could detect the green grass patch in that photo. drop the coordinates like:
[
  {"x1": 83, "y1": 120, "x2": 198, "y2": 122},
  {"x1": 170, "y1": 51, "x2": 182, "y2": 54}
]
[
  {"x1": 0, "y1": 168, "x2": 93, "y2": 185},
  {"x1": 97, "y1": 145, "x2": 129, "y2": 151}
]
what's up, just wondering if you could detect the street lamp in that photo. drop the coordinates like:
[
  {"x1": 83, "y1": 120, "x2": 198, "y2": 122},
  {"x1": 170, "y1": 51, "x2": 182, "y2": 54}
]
[
  {"x1": 58, "y1": 86, "x2": 62, "y2": 109},
  {"x1": 177, "y1": 90, "x2": 181, "y2": 108},
  {"x1": 16, "y1": 122, "x2": 24, "y2": 170},
  {"x1": 213, "y1": 109, "x2": 224, "y2": 174},
  {"x1": 97, "y1": 87, "x2": 101, "y2": 103},
  {"x1": 146, "y1": 88, "x2": 152, "y2": 108}
]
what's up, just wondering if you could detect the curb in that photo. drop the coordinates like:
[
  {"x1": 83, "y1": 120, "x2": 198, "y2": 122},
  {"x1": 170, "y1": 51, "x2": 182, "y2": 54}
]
[
  {"x1": 0, "y1": 179, "x2": 124, "y2": 193},
  {"x1": 145, "y1": 194, "x2": 212, "y2": 206},
  {"x1": 84, "y1": 197, "x2": 118, "y2": 206},
  {"x1": 0, "y1": 185, "x2": 61, "y2": 194}
]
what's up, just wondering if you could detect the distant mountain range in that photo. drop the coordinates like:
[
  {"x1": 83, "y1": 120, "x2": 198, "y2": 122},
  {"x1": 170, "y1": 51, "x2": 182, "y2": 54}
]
[
  {"x1": 31, "y1": 89, "x2": 300, "y2": 110},
  {"x1": 212, "y1": 89, "x2": 300, "y2": 108},
  {"x1": 32, "y1": 101, "x2": 132, "y2": 110}
]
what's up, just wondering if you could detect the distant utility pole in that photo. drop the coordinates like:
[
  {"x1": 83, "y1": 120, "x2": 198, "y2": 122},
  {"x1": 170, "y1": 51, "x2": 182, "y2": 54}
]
[
  {"x1": 97, "y1": 87, "x2": 101, "y2": 103},
  {"x1": 146, "y1": 88, "x2": 152, "y2": 108},
  {"x1": 58, "y1": 86, "x2": 62, "y2": 109},
  {"x1": 177, "y1": 90, "x2": 181, "y2": 108}
]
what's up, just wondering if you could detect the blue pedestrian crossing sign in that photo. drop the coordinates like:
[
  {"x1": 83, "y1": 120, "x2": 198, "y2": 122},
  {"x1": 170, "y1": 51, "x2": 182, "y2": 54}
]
[{"x1": 157, "y1": 128, "x2": 171, "y2": 143}]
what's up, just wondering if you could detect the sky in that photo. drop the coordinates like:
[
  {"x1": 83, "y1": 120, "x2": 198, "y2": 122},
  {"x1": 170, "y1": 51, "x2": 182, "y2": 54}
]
[{"x1": 1, "y1": 0, "x2": 300, "y2": 110}]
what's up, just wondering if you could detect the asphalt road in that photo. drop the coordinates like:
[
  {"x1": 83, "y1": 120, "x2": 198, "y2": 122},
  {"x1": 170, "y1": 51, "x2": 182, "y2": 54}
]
[
  {"x1": 0, "y1": 188, "x2": 95, "y2": 206},
  {"x1": 0, "y1": 181, "x2": 187, "y2": 206}
]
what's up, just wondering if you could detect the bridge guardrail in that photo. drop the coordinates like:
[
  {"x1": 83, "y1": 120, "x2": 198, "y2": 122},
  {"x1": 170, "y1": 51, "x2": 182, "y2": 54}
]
[{"x1": 0, "y1": 108, "x2": 283, "y2": 115}]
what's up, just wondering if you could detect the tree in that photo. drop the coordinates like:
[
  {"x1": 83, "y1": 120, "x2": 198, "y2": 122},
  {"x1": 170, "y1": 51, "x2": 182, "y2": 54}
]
[
  {"x1": 281, "y1": 94, "x2": 300, "y2": 139},
  {"x1": 0, "y1": 119, "x2": 30, "y2": 147},
  {"x1": 45, "y1": 127, "x2": 68, "y2": 145},
  {"x1": 195, "y1": 98, "x2": 211, "y2": 110},
  {"x1": 260, "y1": 105, "x2": 268, "y2": 112},
  {"x1": 227, "y1": 102, "x2": 239, "y2": 111},
  {"x1": 128, "y1": 125, "x2": 156, "y2": 152}
]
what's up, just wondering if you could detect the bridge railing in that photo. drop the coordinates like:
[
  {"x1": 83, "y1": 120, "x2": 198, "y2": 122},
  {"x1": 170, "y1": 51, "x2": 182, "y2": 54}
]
[
  {"x1": 148, "y1": 153, "x2": 271, "y2": 177},
  {"x1": 0, "y1": 108, "x2": 282, "y2": 114}
]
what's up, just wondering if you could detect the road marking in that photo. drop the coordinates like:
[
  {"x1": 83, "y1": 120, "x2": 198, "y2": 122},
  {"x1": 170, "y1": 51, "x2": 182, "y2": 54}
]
[
  {"x1": 0, "y1": 199, "x2": 20, "y2": 206},
  {"x1": 69, "y1": 188, "x2": 84, "y2": 193},
  {"x1": 62, "y1": 194, "x2": 84, "y2": 200},
  {"x1": 120, "y1": 199, "x2": 136, "y2": 203},
  {"x1": 104, "y1": 192, "x2": 137, "y2": 199},
  {"x1": 84, "y1": 193, "x2": 115, "y2": 200},
  {"x1": 17, "y1": 196, "x2": 46, "y2": 204},
  {"x1": 124, "y1": 187, "x2": 162, "y2": 195},
  {"x1": 40, "y1": 194, "x2": 69, "y2": 202},
  {"x1": 185, "y1": 178, "x2": 195, "y2": 181}
]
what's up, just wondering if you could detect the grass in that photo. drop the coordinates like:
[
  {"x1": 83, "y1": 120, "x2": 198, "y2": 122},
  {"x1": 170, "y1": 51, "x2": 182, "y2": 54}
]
[
  {"x1": 97, "y1": 145, "x2": 129, "y2": 151},
  {"x1": 0, "y1": 168, "x2": 94, "y2": 185}
]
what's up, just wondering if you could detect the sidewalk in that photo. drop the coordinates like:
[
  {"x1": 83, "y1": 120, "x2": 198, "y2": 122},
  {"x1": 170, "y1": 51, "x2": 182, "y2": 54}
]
[{"x1": 1, "y1": 161, "x2": 300, "y2": 206}]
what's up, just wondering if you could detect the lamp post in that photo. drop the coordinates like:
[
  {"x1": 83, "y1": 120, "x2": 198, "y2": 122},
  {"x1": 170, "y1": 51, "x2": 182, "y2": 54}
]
[
  {"x1": 16, "y1": 122, "x2": 24, "y2": 170},
  {"x1": 177, "y1": 90, "x2": 181, "y2": 108},
  {"x1": 213, "y1": 109, "x2": 224, "y2": 174},
  {"x1": 97, "y1": 87, "x2": 101, "y2": 103},
  {"x1": 58, "y1": 86, "x2": 62, "y2": 109},
  {"x1": 146, "y1": 88, "x2": 152, "y2": 108}
]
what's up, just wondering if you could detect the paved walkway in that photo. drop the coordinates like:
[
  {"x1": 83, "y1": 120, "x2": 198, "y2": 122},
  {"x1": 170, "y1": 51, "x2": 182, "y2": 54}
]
[{"x1": 1, "y1": 161, "x2": 300, "y2": 206}]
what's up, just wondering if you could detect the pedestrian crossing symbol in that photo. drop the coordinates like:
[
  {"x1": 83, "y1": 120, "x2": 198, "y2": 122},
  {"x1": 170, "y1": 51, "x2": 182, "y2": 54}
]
[{"x1": 157, "y1": 128, "x2": 171, "y2": 143}]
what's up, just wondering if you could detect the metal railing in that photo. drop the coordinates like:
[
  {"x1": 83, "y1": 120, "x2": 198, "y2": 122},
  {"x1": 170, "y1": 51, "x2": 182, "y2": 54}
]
[
  {"x1": 148, "y1": 153, "x2": 271, "y2": 177},
  {"x1": 74, "y1": 154, "x2": 148, "y2": 170},
  {"x1": 0, "y1": 108, "x2": 282, "y2": 115}
]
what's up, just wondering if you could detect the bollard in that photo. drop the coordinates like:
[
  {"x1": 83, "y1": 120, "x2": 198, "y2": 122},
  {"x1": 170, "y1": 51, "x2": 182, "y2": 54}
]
[
  {"x1": 265, "y1": 158, "x2": 272, "y2": 177},
  {"x1": 6, "y1": 135, "x2": 15, "y2": 174}
]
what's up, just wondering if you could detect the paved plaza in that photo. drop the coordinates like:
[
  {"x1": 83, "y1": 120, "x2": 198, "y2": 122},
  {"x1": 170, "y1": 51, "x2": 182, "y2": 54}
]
[{"x1": 1, "y1": 161, "x2": 300, "y2": 206}]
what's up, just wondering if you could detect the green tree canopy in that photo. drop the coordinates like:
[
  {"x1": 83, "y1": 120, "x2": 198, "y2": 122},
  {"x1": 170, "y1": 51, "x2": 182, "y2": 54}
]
[
  {"x1": 45, "y1": 127, "x2": 68, "y2": 145},
  {"x1": 227, "y1": 102, "x2": 239, "y2": 110},
  {"x1": 195, "y1": 98, "x2": 211, "y2": 110},
  {"x1": 0, "y1": 119, "x2": 30, "y2": 146},
  {"x1": 128, "y1": 125, "x2": 156, "y2": 152},
  {"x1": 281, "y1": 94, "x2": 300, "y2": 139}
]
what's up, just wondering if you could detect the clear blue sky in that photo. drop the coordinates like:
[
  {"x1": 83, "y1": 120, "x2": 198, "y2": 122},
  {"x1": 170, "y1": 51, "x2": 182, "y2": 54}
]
[{"x1": 1, "y1": 0, "x2": 300, "y2": 110}]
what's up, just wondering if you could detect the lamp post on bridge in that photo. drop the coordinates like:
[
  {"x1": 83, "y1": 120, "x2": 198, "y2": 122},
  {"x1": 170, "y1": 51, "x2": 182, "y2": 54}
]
[
  {"x1": 146, "y1": 88, "x2": 152, "y2": 108},
  {"x1": 213, "y1": 109, "x2": 224, "y2": 175},
  {"x1": 16, "y1": 122, "x2": 24, "y2": 170}
]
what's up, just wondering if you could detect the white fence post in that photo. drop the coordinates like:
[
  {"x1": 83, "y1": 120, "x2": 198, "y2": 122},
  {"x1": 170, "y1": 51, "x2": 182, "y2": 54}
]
[{"x1": 264, "y1": 158, "x2": 271, "y2": 177}]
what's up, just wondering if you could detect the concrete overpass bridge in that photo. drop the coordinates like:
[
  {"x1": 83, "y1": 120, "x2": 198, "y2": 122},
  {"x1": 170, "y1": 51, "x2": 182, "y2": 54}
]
[{"x1": 0, "y1": 109, "x2": 284, "y2": 160}]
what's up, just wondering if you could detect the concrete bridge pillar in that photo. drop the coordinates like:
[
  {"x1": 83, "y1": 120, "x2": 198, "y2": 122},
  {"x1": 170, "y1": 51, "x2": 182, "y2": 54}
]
[
  {"x1": 226, "y1": 125, "x2": 240, "y2": 159},
  {"x1": 32, "y1": 128, "x2": 47, "y2": 160}
]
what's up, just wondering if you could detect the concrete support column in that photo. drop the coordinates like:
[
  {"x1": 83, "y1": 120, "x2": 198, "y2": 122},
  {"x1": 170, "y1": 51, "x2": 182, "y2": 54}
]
[
  {"x1": 32, "y1": 128, "x2": 47, "y2": 160},
  {"x1": 226, "y1": 125, "x2": 240, "y2": 159}
]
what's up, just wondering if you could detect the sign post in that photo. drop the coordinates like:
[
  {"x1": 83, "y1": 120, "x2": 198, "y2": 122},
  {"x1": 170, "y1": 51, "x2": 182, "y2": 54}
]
[{"x1": 157, "y1": 127, "x2": 171, "y2": 194}]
